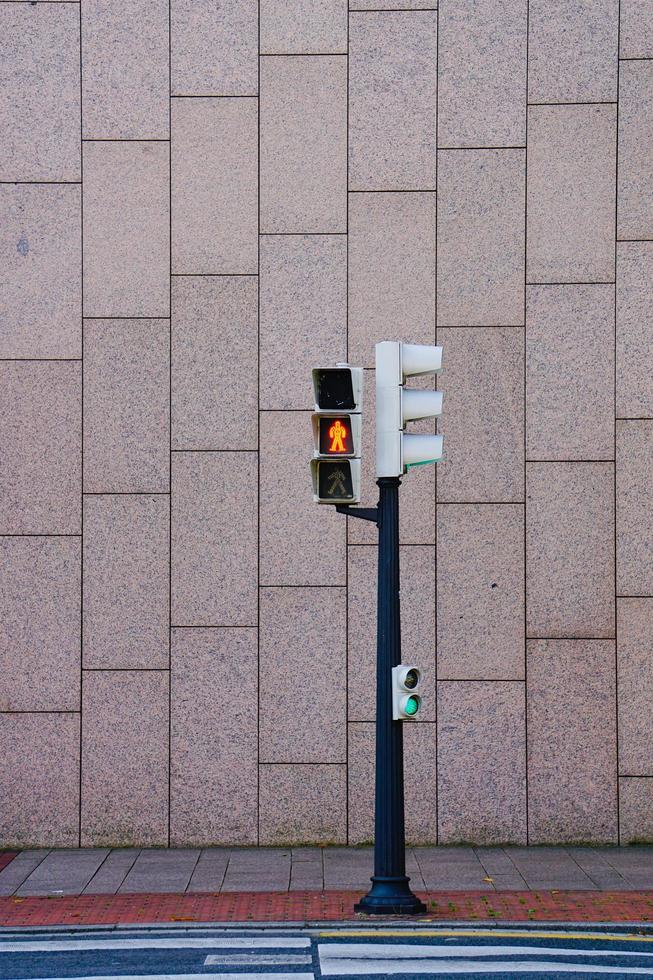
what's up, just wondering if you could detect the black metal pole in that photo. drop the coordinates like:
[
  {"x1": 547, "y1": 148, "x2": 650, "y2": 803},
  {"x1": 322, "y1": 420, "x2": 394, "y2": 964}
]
[{"x1": 354, "y1": 476, "x2": 426, "y2": 916}]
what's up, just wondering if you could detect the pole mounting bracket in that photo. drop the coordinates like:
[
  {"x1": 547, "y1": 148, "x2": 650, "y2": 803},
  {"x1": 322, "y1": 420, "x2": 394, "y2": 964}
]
[{"x1": 335, "y1": 504, "x2": 379, "y2": 524}]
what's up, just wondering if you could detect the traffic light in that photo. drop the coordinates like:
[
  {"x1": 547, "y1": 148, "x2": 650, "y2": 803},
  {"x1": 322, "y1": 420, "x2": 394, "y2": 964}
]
[
  {"x1": 392, "y1": 665, "x2": 422, "y2": 721},
  {"x1": 311, "y1": 365, "x2": 363, "y2": 504},
  {"x1": 376, "y1": 341, "x2": 443, "y2": 477}
]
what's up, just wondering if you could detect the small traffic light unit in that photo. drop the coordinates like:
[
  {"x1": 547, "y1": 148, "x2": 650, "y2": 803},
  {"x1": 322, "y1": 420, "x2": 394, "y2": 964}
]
[
  {"x1": 310, "y1": 365, "x2": 363, "y2": 504},
  {"x1": 391, "y1": 665, "x2": 422, "y2": 719}
]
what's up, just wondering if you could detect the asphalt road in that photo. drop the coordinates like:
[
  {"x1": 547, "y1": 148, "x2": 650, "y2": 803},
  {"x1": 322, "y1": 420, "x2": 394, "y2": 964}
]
[{"x1": 2, "y1": 925, "x2": 653, "y2": 979}]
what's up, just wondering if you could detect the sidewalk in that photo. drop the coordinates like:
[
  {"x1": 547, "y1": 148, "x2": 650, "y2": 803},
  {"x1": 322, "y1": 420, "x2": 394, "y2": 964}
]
[{"x1": 2, "y1": 846, "x2": 653, "y2": 927}]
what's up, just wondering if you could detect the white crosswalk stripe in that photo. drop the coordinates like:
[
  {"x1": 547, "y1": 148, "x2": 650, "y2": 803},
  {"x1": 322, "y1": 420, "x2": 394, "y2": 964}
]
[
  {"x1": 0, "y1": 936, "x2": 310, "y2": 952},
  {"x1": 322, "y1": 942, "x2": 653, "y2": 960},
  {"x1": 204, "y1": 952, "x2": 312, "y2": 965},
  {"x1": 8, "y1": 975, "x2": 315, "y2": 980},
  {"x1": 320, "y1": 962, "x2": 653, "y2": 976}
]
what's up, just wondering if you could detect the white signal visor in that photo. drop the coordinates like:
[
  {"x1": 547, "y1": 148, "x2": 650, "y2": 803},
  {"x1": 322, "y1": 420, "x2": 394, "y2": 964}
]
[{"x1": 402, "y1": 433, "x2": 444, "y2": 469}]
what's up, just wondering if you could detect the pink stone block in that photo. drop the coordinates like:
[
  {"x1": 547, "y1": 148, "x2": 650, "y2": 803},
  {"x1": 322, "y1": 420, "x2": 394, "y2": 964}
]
[
  {"x1": 620, "y1": 0, "x2": 653, "y2": 58},
  {"x1": 171, "y1": 629, "x2": 258, "y2": 845},
  {"x1": 349, "y1": 11, "x2": 437, "y2": 190},
  {"x1": 259, "y1": 412, "x2": 346, "y2": 585},
  {"x1": 617, "y1": 243, "x2": 653, "y2": 418},
  {"x1": 618, "y1": 61, "x2": 653, "y2": 241},
  {"x1": 618, "y1": 599, "x2": 653, "y2": 775},
  {"x1": 0, "y1": 362, "x2": 81, "y2": 534},
  {"x1": 0, "y1": 185, "x2": 81, "y2": 358},
  {"x1": 172, "y1": 452, "x2": 258, "y2": 626},
  {"x1": 620, "y1": 778, "x2": 653, "y2": 844},
  {"x1": 438, "y1": 0, "x2": 527, "y2": 148},
  {"x1": 81, "y1": 671, "x2": 168, "y2": 846},
  {"x1": 259, "y1": 764, "x2": 347, "y2": 844},
  {"x1": 0, "y1": 3, "x2": 80, "y2": 180},
  {"x1": 437, "y1": 504, "x2": 524, "y2": 680},
  {"x1": 436, "y1": 328, "x2": 524, "y2": 503},
  {"x1": 83, "y1": 495, "x2": 169, "y2": 670},
  {"x1": 348, "y1": 722, "x2": 437, "y2": 845},
  {"x1": 260, "y1": 588, "x2": 346, "y2": 763},
  {"x1": 83, "y1": 319, "x2": 169, "y2": 493},
  {"x1": 260, "y1": 0, "x2": 347, "y2": 53},
  {"x1": 0, "y1": 537, "x2": 80, "y2": 711},
  {"x1": 437, "y1": 150, "x2": 525, "y2": 326},
  {"x1": 526, "y1": 285, "x2": 614, "y2": 461},
  {"x1": 260, "y1": 236, "x2": 347, "y2": 410},
  {"x1": 260, "y1": 56, "x2": 347, "y2": 232},
  {"x1": 526, "y1": 463, "x2": 614, "y2": 638},
  {"x1": 171, "y1": 0, "x2": 258, "y2": 96},
  {"x1": 527, "y1": 639, "x2": 617, "y2": 844},
  {"x1": 438, "y1": 681, "x2": 527, "y2": 844},
  {"x1": 348, "y1": 193, "x2": 436, "y2": 369},
  {"x1": 348, "y1": 546, "x2": 435, "y2": 721},
  {"x1": 83, "y1": 141, "x2": 169, "y2": 317},
  {"x1": 82, "y1": 0, "x2": 169, "y2": 139},
  {"x1": 0, "y1": 713, "x2": 79, "y2": 847},
  {"x1": 171, "y1": 99, "x2": 257, "y2": 275},
  {"x1": 616, "y1": 421, "x2": 653, "y2": 596}
]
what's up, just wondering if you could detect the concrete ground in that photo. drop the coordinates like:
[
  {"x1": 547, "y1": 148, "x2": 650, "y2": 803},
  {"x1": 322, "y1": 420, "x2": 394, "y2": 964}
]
[{"x1": 3, "y1": 846, "x2": 653, "y2": 897}]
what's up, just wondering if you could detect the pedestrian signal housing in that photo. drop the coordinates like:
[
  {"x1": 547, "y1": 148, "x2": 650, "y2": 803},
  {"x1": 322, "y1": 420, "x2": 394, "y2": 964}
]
[
  {"x1": 311, "y1": 365, "x2": 363, "y2": 504},
  {"x1": 376, "y1": 341, "x2": 444, "y2": 477},
  {"x1": 392, "y1": 664, "x2": 423, "y2": 721}
]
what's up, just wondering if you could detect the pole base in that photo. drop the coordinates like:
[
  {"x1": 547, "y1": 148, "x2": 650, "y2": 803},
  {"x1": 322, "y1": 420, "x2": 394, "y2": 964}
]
[{"x1": 354, "y1": 875, "x2": 427, "y2": 916}]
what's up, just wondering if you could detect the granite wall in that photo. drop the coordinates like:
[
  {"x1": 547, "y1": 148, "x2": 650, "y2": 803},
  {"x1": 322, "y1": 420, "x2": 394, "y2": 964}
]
[{"x1": 1, "y1": 0, "x2": 652, "y2": 847}]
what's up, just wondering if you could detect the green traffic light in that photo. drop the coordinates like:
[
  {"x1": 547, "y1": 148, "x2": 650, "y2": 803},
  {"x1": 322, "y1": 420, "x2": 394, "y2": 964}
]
[{"x1": 404, "y1": 695, "x2": 420, "y2": 716}]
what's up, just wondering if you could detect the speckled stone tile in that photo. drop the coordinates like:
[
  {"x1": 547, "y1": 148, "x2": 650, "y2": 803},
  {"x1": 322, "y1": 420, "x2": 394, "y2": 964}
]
[
  {"x1": 172, "y1": 98, "x2": 257, "y2": 275},
  {"x1": 0, "y1": 361, "x2": 81, "y2": 534},
  {"x1": 260, "y1": 56, "x2": 346, "y2": 232},
  {"x1": 259, "y1": 411, "x2": 346, "y2": 586},
  {"x1": 437, "y1": 150, "x2": 525, "y2": 325},
  {"x1": 349, "y1": 11, "x2": 437, "y2": 190},
  {"x1": 347, "y1": 372, "x2": 436, "y2": 546},
  {"x1": 528, "y1": 640, "x2": 617, "y2": 844},
  {"x1": 81, "y1": 0, "x2": 169, "y2": 139},
  {"x1": 438, "y1": 0, "x2": 527, "y2": 148},
  {"x1": 348, "y1": 193, "x2": 436, "y2": 368},
  {"x1": 528, "y1": 0, "x2": 618, "y2": 103},
  {"x1": 172, "y1": 277, "x2": 257, "y2": 448},
  {"x1": 617, "y1": 244, "x2": 653, "y2": 418},
  {"x1": 620, "y1": 0, "x2": 653, "y2": 58},
  {"x1": 618, "y1": 61, "x2": 653, "y2": 241},
  {"x1": 527, "y1": 105, "x2": 616, "y2": 283},
  {"x1": 526, "y1": 463, "x2": 614, "y2": 638},
  {"x1": 616, "y1": 421, "x2": 653, "y2": 596},
  {"x1": 170, "y1": 629, "x2": 258, "y2": 845},
  {"x1": 0, "y1": 184, "x2": 81, "y2": 358},
  {"x1": 526, "y1": 285, "x2": 614, "y2": 461},
  {"x1": 618, "y1": 599, "x2": 653, "y2": 775},
  {"x1": 0, "y1": 537, "x2": 80, "y2": 711},
  {"x1": 0, "y1": 713, "x2": 79, "y2": 847},
  {"x1": 348, "y1": 722, "x2": 437, "y2": 845},
  {"x1": 171, "y1": 452, "x2": 257, "y2": 626},
  {"x1": 436, "y1": 328, "x2": 524, "y2": 503},
  {"x1": 260, "y1": 236, "x2": 346, "y2": 410},
  {"x1": 83, "y1": 495, "x2": 168, "y2": 670},
  {"x1": 81, "y1": 671, "x2": 168, "y2": 847},
  {"x1": 350, "y1": 0, "x2": 435, "y2": 6},
  {"x1": 437, "y1": 505, "x2": 524, "y2": 680},
  {"x1": 0, "y1": 3, "x2": 80, "y2": 180},
  {"x1": 171, "y1": 0, "x2": 257, "y2": 95},
  {"x1": 259, "y1": 765, "x2": 347, "y2": 845},
  {"x1": 437, "y1": 682, "x2": 527, "y2": 844},
  {"x1": 259, "y1": 588, "x2": 346, "y2": 763},
  {"x1": 620, "y1": 779, "x2": 653, "y2": 844},
  {"x1": 83, "y1": 319, "x2": 169, "y2": 493},
  {"x1": 83, "y1": 141, "x2": 169, "y2": 318},
  {"x1": 260, "y1": 0, "x2": 347, "y2": 53},
  {"x1": 348, "y1": 545, "x2": 435, "y2": 721}
]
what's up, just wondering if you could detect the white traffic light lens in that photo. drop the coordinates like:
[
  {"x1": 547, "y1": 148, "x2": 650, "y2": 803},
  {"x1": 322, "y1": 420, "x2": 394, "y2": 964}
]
[
  {"x1": 404, "y1": 668, "x2": 419, "y2": 690},
  {"x1": 404, "y1": 695, "x2": 420, "y2": 716}
]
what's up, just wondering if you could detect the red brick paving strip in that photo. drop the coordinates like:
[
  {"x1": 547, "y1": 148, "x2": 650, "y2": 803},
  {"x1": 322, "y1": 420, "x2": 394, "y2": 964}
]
[
  {"x1": 3, "y1": 891, "x2": 653, "y2": 927},
  {"x1": 0, "y1": 853, "x2": 17, "y2": 874}
]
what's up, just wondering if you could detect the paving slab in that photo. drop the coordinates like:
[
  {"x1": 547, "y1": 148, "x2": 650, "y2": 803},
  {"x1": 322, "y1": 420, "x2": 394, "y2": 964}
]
[
  {"x1": 16, "y1": 850, "x2": 109, "y2": 897},
  {"x1": 0, "y1": 851, "x2": 49, "y2": 897},
  {"x1": 186, "y1": 850, "x2": 230, "y2": 894},
  {"x1": 83, "y1": 849, "x2": 140, "y2": 895},
  {"x1": 118, "y1": 850, "x2": 200, "y2": 894}
]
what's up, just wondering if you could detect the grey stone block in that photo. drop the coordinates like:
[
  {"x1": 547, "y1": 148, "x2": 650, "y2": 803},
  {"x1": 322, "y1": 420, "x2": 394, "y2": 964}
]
[
  {"x1": 617, "y1": 243, "x2": 653, "y2": 418},
  {"x1": 618, "y1": 61, "x2": 653, "y2": 241},
  {"x1": 616, "y1": 422, "x2": 653, "y2": 596},
  {"x1": 260, "y1": 0, "x2": 347, "y2": 53},
  {"x1": 171, "y1": 0, "x2": 257, "y2": 95}
]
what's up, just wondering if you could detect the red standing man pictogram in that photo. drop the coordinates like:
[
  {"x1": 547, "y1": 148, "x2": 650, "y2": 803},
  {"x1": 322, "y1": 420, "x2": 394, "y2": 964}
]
[{"x1": 329, "y1": 419, "x2": 348, "y2": 453}]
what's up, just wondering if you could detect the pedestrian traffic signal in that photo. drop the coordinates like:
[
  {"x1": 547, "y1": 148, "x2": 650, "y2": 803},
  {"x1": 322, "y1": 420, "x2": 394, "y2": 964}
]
[
  {"x1": 311, "y1": 365, "x2": 363, "y2": 504},
  {"x1": 391, "y1": 665, "x2": 423, "y2": 721},
  {"x1": 376, "y1": 341, "x2": 443, "y2": 477}
]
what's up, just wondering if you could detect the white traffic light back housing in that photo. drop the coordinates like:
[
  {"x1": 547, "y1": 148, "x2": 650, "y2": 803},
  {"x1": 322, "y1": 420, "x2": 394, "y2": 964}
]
[
  {"x1": 376, "y1": 341, "x2": 444, "y2": 477},
  {"x1": 392, "y1": 664, "x2": 423, "y2": 720}
]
